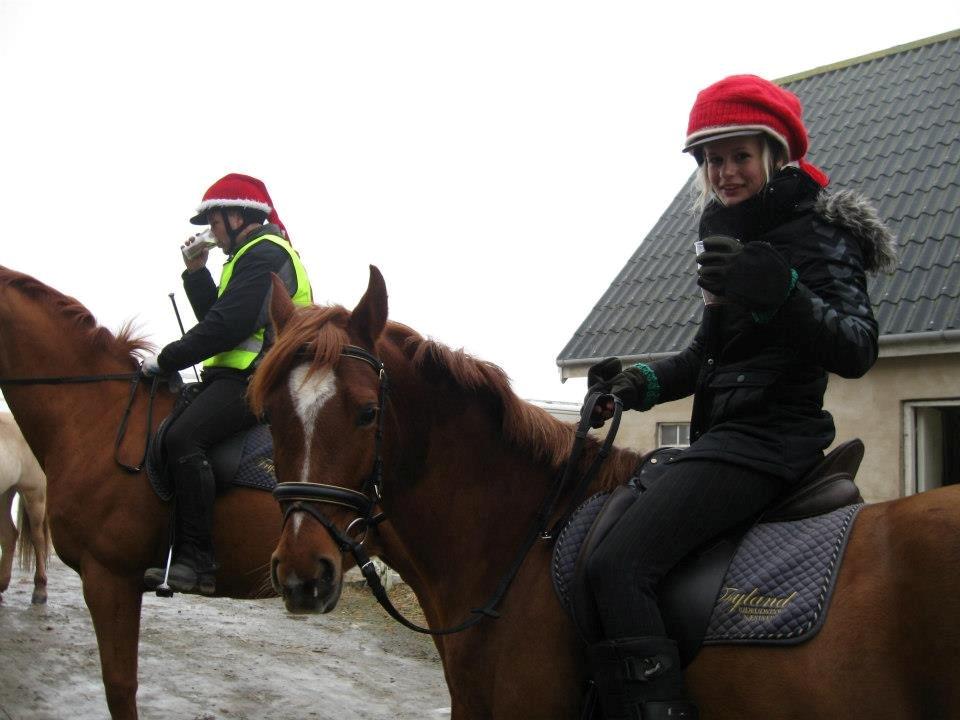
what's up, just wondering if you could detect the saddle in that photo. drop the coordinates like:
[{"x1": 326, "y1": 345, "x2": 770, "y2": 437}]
[
  {"x1": 145, "y1": 383, "x2": 277, "y2": 501},
  {"x1": 555, "y1": 439, "x2": 865, "y2": 665}
]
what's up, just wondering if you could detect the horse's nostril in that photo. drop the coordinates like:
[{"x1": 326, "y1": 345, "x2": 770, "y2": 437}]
[{"x1": 318, "y1": 558, "x2": 335, "y2": 586}]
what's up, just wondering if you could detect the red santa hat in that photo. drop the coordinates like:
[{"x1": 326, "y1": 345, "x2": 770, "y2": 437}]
[
  {"x1": 190, "y1": 173, "x2": 288, "y2": 236},
  {"x1": 683, "y1": 74, "x2": 829, "y2": 187}
]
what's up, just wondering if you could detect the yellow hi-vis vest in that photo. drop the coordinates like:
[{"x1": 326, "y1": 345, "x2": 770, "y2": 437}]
[{"x1": 203, "y1": 233, "x2": 312, "y2": 370}]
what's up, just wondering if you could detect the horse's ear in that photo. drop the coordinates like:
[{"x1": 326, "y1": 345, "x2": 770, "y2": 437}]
[
  {"x1": 347, "y1": 265, "x2": 388, "y2": 349},
  {"x1": 269, "y1": 273, "x2": 296, "y2": 334}
]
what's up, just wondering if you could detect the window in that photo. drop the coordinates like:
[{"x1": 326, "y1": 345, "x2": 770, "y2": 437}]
[
  {"x1": 903, "y1": 400, "x2": 960, "y2": 494},
  {"x1": 658, "y1": 422, "x2": 691, "y2": 448}
]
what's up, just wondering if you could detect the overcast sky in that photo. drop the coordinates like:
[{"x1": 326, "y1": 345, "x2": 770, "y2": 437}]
[{"x1": 1, "y1": 2, "x2": 957, "y2": 411}]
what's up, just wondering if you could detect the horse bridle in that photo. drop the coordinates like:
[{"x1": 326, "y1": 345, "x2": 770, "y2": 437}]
[
  {"x1": 273, "y1": 345, "x2": 624, "y2": 636},
  {"x1": 274, "y1": 345, "x2": 389, "y2": 551},
  {"x1": 0, "y1": 369, "x2": 166, "y2": 473}
]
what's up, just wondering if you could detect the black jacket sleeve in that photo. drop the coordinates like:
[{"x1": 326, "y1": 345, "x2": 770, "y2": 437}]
[
  {"x1": 644, "y1": 315, "x2": 710, "y2": 405},
  {"x1": 777, "y1": 220, "x2": 878, "y2": 378},
  {"x1": 157, "y1": 241, "x2": 296, "y2": 371},
  {"x1": 182, "y1": 267, "x2": 218, "y2": 321}
]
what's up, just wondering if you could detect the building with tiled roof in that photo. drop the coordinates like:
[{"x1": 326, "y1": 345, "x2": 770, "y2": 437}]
[{"x1": 557, "y1": 30, "x2": 960, "y2": 501}]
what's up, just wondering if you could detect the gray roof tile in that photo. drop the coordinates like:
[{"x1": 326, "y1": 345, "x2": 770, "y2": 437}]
[{"x1": 559, "y1": 31, "x2": 960, "y2": 366}]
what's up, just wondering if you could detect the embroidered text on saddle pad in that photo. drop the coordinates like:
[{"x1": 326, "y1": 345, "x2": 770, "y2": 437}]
[{"x1": 704, "y1": 503, "x2": 863, "y2": 644}]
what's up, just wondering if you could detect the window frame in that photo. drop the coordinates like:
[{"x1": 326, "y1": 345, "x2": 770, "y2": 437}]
[{"x1": 902, "y1": 398, "x2": 960, "y2": 495}]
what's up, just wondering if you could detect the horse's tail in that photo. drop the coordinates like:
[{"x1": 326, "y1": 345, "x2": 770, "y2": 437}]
[{"x1": 16, "y1": 496, "x2": 51, "y2": 571}]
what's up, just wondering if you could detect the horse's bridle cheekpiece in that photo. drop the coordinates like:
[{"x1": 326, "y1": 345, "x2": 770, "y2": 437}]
[{"x1": 272, "y1": 345, "x2": 623, "y2": 636}]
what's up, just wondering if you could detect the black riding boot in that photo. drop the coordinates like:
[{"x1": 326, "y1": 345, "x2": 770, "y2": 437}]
[
  {"x1": 144, "y1": 453, "x2": 218, "y2": 595},
  {"x1": 587, "y1": 636, "x2": 698, "y2": 720}
]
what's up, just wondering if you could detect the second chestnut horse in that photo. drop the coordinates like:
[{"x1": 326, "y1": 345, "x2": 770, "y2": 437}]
[{"x1": 253, "y1": 265, "x2": 960, "y2": 719}]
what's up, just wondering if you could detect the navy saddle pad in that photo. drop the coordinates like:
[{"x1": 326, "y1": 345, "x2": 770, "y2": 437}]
[
  {"x1": 146, "y1": 422, "x2": 277, "y2": 501},
  {"x1": 553, "y1": 492, "x2": 863, "y2": 650}
]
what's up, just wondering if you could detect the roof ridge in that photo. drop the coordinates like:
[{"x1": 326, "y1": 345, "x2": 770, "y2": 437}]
[
  {"x1": 776, "y1": 29, "x2": 960, "y2": 84},
  {"x1": 798, "y1": 53, "x2": 960, "y2": 97}
]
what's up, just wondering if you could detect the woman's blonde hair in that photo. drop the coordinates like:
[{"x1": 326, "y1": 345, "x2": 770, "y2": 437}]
[{"x1": 691, "y1": 134, "x2": 788, "y2": 212}]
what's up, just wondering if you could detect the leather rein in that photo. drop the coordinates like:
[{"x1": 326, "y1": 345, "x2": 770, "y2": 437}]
[
  {"x1": 0, "y1": 369, "x2": 164, "y2": 473},
  {"x1": 273, "y1": 345, "x2": 622, "y2": 636}
]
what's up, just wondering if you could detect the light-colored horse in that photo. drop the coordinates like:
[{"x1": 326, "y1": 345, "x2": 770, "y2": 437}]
[{"x1": 0, "y1": 411, "x2": 50, "y2": 604}]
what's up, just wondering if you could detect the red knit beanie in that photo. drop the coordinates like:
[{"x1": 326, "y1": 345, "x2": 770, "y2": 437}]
[
  {"x1": 683, "y1": 75, "x2": 829, "y2": 187},
  {"x1": 190, "y1": 173, "x2": 289, "y2": 238}
]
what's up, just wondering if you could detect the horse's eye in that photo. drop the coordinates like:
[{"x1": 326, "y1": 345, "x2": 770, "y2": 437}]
[{"x1": 357, "y1": 406, "x2": 378, "y2": 426}]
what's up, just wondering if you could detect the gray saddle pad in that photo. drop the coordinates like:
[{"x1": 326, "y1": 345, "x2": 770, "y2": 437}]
[
  {"x1": 146, "y1": 424, "x2": 277, "y2": 501},
  {"x1": 553, "y1": 494, "x2": 863, "y2": 647},
  {"x1": 704, "y1": 503, "x2": 862, "y2": 644}
]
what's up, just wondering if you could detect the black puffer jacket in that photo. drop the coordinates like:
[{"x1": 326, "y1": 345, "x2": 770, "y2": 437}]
[{"x1": 645, "y1": 167, "x2": 897, "y2": 481}]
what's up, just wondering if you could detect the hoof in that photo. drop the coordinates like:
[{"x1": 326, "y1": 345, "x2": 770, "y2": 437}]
[{"x1": 31, "y1": 588, "x2": 48, "y2": 605}]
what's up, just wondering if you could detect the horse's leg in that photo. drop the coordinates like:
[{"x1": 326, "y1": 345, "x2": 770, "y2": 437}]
[
  {"x1": 81, "y1": 556, "x2": 144, "y2": 720},
  {"x1": 19, "y1": 485, "x2": 48, "y2": 604},
  {"x1": 0, "y1": 488, "x2": 16, "y2": 600}
]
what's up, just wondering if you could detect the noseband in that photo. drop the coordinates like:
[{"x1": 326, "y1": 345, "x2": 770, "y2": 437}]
[{"x1": 273, "y1": 345, "x2": 388, "y2": 550}]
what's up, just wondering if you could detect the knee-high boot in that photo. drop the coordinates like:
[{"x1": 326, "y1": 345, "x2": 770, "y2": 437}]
[
  {"x1": 144, "y1": 453, "x2": 218, "y2": 595},
  {"x1": 586, "y1": 636, "x2": 698, "y2": 720}
]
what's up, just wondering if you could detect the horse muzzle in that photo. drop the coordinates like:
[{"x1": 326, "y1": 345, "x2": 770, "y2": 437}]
[{"x1": 271, "y1": 549, "x2": 343, "y2": 614}]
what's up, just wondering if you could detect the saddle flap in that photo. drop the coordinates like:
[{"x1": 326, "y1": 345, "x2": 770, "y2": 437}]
[
  {"x1": 659, "y1": 535, "x2": 739, "y2": 666},
  {"x1": 568, "y1": 485, "x2": 642, "y2": 644}
]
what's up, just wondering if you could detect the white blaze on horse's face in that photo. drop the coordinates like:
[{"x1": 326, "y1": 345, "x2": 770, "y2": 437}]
[{"x1": 288, "y1": 363, "x2": 337, "y2": 485}]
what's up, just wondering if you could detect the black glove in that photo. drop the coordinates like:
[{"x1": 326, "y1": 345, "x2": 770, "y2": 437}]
[
  {"x1": 584, "y1": 358, "x2": 620, "y2": 428},
  {"x1": 698, "y1": 238, "x2": 793, "y2": 312},
  {"x1": 586, "y1": 357, "x2": 622, "y2": 395},
  {"x1": 606, "y1": 366, "x2": 647, "y2": 411},
  {"x1": 583, "y1": 364, "x2": 649, "y2": 427}
]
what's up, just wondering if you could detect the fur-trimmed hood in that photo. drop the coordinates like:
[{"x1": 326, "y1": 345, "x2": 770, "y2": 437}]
[{"x1": 815, "y1": 190, "x2": 898, "y2": 274}]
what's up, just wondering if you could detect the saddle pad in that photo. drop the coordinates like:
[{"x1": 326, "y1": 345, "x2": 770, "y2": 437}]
[
  {"x1": 552, "y1": 493, "x2": 863, "y2": 647},
  {"x1": 552, "y1": 491, "x2": 610, "y2": 613},
  {"x1": 146, "y1": 424, "x2": 277, "y2": 501},
  {"x1": 704, "y1": 502, "x2": 862, "y2": 644}
]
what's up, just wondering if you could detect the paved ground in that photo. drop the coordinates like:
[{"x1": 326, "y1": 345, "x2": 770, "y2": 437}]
[{"x1": 0, "y1": 556, "x2": 450, "y2": 720}]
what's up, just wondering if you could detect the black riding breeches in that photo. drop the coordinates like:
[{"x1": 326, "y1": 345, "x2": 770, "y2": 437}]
[
  {"x1": 163, "y1": 375, "x2": 257, "y2": 464},
  {"x1": 585, "y1": 459, "x2": 782, "y2": 639}
]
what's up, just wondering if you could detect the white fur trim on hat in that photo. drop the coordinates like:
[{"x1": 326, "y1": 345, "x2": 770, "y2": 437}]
[{"x1": 195, "y1": 198, "x2": 272, "y2": 215}]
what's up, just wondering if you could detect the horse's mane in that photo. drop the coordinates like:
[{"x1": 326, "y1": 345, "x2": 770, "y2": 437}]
[
  {"x1": 250, "y1": 303, "x2": 639, "y2": 485},
  {"x1": 0, "y1": 266, "x2": 151, "y2": 362},
  {"x1": 403, "y1": 329, "x2": 578, "y2": 468}
]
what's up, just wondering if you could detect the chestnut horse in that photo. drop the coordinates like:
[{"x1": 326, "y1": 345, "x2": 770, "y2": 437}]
[
  {"x1": 253, "y1": 265, "x2": 960, "y2": 719},
  {"x1": 0, "y1": 411, "x2": 51, "y2": 605},
  {"x1": 0, "y1": 266, "x2": 282, "y2": 720}
]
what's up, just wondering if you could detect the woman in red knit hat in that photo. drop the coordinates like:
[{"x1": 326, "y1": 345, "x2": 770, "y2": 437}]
[{"x1": 582, "y1": 75, "x2": 897, "y2": 718}]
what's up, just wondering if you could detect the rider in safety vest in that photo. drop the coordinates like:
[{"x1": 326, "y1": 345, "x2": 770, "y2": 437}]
[{"x1": 142, "y1": 173, "x2": 313, "y2": 596}]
